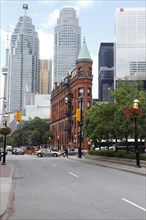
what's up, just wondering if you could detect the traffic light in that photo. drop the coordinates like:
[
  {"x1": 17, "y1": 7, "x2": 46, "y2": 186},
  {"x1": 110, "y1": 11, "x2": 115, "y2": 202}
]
[
  {"x1": 76, "y1": 108, "x2": 81, "y2": 122},
  {"x1": 16, "y1": 111, "x2": 22, "y2": 122}
]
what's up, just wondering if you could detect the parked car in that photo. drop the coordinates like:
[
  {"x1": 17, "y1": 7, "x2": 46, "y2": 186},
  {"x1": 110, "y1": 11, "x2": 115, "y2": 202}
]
[
  {"x1": 95, "y1": 146, "x2": 114, "y2": 150},
  {"x1": 35, "y1": 148, "x2": 64, "y2": 157},
  {"x1": 67, "y1": 149, "x2": 78, "y2": 156},
  {"x1": 12, "y1": 147, "x2": 25, "y2": 155}
]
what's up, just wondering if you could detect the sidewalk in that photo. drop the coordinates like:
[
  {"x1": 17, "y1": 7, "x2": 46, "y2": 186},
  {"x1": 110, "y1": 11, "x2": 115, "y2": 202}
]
[
  {"x1": 0, "y1": 156, "x2": 145, "y2": 218},
  {"x1": 0, "y1": 163, "x2": 14, "y2": 217},
  {"x1": 71, "y1": 155, "x2": 146, "y2": 176}
]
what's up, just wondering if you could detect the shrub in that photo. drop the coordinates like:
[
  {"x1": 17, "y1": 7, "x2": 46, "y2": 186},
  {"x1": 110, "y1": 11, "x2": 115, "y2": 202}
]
[{"x1": 88, "y1": 150, "x2": 146, "y2": 160}]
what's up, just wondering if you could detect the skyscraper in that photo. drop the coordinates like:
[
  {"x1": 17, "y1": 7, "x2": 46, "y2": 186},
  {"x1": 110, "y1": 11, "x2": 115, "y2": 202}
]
[
  {"x1": 40, "y1": 59, "x2": 52, "y2": 94},
  {"x1": 98, "y1": 43, "x2": 114, "y2": 102},
  {"x1": 53, "y1": 7, "x2": 81, "y2": 84},
  {"x1": 115, "y1": 8, "x2": 146, "y2": 85},
  {"x1": 7, "y1": 4, "x2": 40, "y2": 112}
]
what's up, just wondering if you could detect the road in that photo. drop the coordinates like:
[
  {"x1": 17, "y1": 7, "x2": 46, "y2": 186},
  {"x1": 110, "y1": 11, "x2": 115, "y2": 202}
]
[{"x1": 6, "y1": 154, "x2": 146, "y2": 220}]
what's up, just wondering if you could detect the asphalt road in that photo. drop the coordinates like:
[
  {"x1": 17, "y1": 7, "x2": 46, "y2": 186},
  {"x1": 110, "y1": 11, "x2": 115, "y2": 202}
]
[{"x1": 7, "y1": 154, "x2": 146, "y2": 220}]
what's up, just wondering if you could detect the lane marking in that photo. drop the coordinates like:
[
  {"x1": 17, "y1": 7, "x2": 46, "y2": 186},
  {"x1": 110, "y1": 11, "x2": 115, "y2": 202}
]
[
  {"x1": 122, "y1": 198, "x2": 146, "y2": 212},
  {"x1": 68, "y1": 172, "x2": 79, "y2": 178},
  {"x1": 51, "y1": 164, "x2": 56, "y2": 166}
]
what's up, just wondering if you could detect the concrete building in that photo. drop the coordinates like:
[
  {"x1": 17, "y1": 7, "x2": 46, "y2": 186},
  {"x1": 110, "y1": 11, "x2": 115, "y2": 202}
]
[
  {"x1": 6, "y1": 93, "x2": 51, "y2": 132},
  {"x1": 98, "y1": 43, "x2": 114, "y2": 102},
  {"x1": 7, "y1": 4, "x2": 40, "y2": 113},
  {"x1": 25, "y1": 94, "x2": 51, "y2": 120},
  {"x1": 50, "y1": 39, "x2": 93, "y2": 150},
  {"x1": 115, "y1": 8, "x2": 146, "y2": 88},
  {"x1": 40, "y1": 59, "x2": 52, "y2": 94},
  {"x1": 53, "y1": 7, "x2": 81, "y2": 84}
]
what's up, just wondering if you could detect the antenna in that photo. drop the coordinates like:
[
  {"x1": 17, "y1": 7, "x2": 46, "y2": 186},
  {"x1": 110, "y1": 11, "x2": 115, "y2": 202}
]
[
  {"x1": 23, "y1": 4, "x2": 28, "y2": 16},
  {"x1": 6, "y1": 26, "x2": 9, "y2": 49}
]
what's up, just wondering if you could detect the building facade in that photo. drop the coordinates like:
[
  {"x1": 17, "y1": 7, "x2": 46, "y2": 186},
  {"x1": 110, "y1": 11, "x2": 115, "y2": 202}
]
[
  {"x1": 50, "y1": 39, "x2": 93, "y2": 150},
  {"x1": 53, "y1": 7, "x2": 81, "y2": 84},
  {"x1": 7, "y1": 4, "x2": 40, "y2": 113},
  {"x1": 98, "y1": 43, "x2": 114, "y2": 102},
  {"x1": 40, "y1": 59, "x2": 52, "y2": 94},
  {"x1": 115, "y1": 8, "x2": 146, "y2": 87}
]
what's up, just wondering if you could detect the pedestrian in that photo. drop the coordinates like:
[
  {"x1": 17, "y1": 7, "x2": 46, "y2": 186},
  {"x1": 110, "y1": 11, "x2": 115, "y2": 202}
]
[{"x1": 64, "y1": 147, "x2": 68, "y2": 158}]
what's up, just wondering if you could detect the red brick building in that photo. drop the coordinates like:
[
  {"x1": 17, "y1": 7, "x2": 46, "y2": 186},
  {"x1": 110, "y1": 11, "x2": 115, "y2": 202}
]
[{"x1": 50, "y1": 39, "x2": 93, "y2": 150}]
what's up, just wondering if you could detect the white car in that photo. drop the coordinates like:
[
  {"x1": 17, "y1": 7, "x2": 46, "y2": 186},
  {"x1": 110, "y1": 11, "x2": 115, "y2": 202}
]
[{"x1": 35, "y1": 148, "x2": 64, "y2": 157}]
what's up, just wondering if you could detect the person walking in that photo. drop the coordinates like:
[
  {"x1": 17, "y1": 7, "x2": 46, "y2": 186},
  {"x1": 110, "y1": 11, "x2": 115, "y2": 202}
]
[{"x1": 64, "y1": 147, "x2": 68, "y2": 158}]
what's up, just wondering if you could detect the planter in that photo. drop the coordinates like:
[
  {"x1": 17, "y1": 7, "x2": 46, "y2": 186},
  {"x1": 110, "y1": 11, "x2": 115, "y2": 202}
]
[{"x1": 0, "y1": 127, "x2": 12, "y2": 135}]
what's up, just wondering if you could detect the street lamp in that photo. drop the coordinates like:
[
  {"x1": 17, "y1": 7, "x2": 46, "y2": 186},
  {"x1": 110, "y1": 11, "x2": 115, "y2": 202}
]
[
  {"x1": 78, "y1": 97, "x2": 83, "y2": 158},
  {"x1": 57, "y1": 135, "x2": 60, "y2": 150},
  {"x1": 133, "y1": 99, "x2": 141, "y2": 168},
  {"x1": 48, "y1": 137, "x2": 51, "y2": 148},
  {"x1": 124, "y1": 99, "x2": 144, "y2": 168},
  {"x1": 2, "y1": 113, "x2": 8, "y2": 165}
]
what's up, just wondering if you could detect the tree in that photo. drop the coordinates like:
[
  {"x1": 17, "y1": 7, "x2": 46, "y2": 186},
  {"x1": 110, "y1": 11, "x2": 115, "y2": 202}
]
[
  {"x1": 7, "y1": 117, "x2": 52, "y2": 147},
  {"x1": 84, "y1": 80, "x2": 146, "y2": 148}
]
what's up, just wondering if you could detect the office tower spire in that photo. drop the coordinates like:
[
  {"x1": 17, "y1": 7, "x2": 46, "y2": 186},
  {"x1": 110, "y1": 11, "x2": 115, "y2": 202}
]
[
  {"x1": 23, "y1": 4, "x2": 28, "y2": 16},
  {"x1": 53, "y1": 7, "x2": 81, "y2": 84},
  {"x1": 7, "y1": 4, "x2": 40, "y2": 113}
]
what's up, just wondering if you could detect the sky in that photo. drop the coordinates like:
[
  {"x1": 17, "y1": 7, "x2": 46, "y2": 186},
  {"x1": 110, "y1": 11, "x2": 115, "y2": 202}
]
[{"x1": 0, "y1": 0, "x2": 145, "y2": 100}]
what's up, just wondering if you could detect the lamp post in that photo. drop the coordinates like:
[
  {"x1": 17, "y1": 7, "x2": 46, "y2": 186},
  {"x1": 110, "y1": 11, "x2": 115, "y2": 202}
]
[
  {"x1": 78, "y1": 97, "x2": 83, "y2": 158},
  {"x1": 133, "y1": 99, "x2": 141, "y2": 168},
  {"x1": 57, "y1": 135, "x2": 60, "y2": 150},
  {"x1": 48, "y1": 137, "x2": 51, "y2": 149},
  {"x1": 2, "y1": 113, "x2": 8, "y2": 165},
  {"x1": 124, "y1": 99, "x2": 144, "y2": 168}
]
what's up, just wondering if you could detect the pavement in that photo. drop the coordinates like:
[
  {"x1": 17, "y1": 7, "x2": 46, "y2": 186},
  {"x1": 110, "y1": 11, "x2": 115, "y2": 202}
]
[{"x1": 0, "y1": 155, "x2": 146, "y2": 218}]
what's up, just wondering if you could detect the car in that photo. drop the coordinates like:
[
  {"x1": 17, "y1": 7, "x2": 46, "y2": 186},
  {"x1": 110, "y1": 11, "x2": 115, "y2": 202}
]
[
  {"x1": 13, "y1": 147, "x2": 25, "y2": 155},
  {"x1": 35, "y1": 148, "x2": 64, "y2": 157},
  {"x1": 67, "y1": 149, "x2": 79, "y2": 156}
]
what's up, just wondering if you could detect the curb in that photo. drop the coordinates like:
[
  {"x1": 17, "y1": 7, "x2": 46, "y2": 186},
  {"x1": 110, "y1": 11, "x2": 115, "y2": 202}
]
[{"x1": 70, "y1": 155, "x2": 146, "y2": 176}]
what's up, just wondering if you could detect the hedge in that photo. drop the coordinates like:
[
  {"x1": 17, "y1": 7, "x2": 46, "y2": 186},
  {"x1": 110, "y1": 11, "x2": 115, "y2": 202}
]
[{"x1": 88, "y1": 150, "x2": 146, "y2": 161}]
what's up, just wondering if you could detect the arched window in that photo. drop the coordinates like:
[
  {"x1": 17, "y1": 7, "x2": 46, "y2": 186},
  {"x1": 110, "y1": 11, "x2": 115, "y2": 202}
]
[
  {"x1": 78, "y1": 67, "x2": 84, "y2": 77},
  {"x1": 87, "y1": 67, "x2": 91, "y2": 77}
]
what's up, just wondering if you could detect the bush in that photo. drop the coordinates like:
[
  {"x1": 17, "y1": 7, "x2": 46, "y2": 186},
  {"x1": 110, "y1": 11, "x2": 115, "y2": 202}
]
[{"x1": 88, "y1": 150, "x2": 146, "y2": 160}]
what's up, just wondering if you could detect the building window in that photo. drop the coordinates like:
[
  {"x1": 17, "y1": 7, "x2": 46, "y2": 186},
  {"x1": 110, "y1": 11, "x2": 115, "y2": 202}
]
[
  {"x1": 87, "y1": 88, "x2": 91, "y2": 97},
  {"x1": 78, "y1": 67, "x2": 84, "y2": 77},
  {"x1": 78, "y1": 88, "x2": 84, "y2": 97},
  {"x1": 87, "y1": 67, "x2": 91, "y2": 77},
  {"x1": 87, "y1": 102, "x2": 90, "y2": 109}
]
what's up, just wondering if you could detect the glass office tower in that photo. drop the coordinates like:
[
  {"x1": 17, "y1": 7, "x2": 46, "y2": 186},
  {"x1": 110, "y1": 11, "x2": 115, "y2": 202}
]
[
  {"x1": 53, "y1": 7, "x2": 81, "y2": 84},
  {"x1": 115, "y1": 8, "x2": 146, "y2": 84},
  {"x1": 7, "y1": 4, "x2": 40, "y2": 112}
]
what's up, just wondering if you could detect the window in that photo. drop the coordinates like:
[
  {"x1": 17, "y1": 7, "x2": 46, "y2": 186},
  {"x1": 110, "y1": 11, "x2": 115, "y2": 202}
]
[
  {"x1": 87, "y1": 88, "x2": 91, "y2": 97},
  {"x1": 87, "y1": 67, "x2": 91, "y2": 77},
  {"x1": 78, "y1": 88, "x2": 84, "y2": 97},
  {"x1": 87, "y1": 102, "x2": 90, "y2": 109},
  {"x1": 78, "y1": 67, "x2": 84, "y2": 77}
]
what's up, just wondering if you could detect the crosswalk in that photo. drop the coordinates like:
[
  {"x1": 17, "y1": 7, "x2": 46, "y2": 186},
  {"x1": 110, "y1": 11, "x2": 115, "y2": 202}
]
[{"x1": 6, "y1": 153, "x2": 64, "y2": 161}]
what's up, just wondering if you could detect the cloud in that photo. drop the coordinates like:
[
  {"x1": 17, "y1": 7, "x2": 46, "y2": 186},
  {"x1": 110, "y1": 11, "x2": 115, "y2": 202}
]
[
  {"x1": 37, "y1": 29, "x2": 54, "y2": 59},
  {"x1": 0, "y1": 29, "x2": 8, "y2": 48},
  {"x1": 75, "y1": 0, "x2": 94, "y2": 9},
  {"x1": 39, "y1": 9, "x2": 60, "y2": 30},
  {"x1": 37, "y1": 0, "x2": 53, "y2": 5}
]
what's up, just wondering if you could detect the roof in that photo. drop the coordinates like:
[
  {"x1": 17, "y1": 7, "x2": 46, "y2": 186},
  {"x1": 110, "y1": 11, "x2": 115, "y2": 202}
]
[{"x1": 76, "y1": 38, "x2": 93, "y2": 63}]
